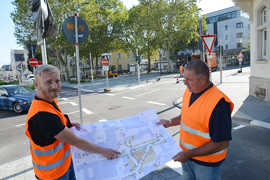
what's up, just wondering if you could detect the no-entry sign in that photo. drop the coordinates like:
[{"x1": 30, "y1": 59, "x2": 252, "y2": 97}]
[
  {"x1": 102, "y1": 58, "x2": 108, "y2": 66},
  {"x1": 29, "y1": 58, "x2": 38, "y2": 67}
]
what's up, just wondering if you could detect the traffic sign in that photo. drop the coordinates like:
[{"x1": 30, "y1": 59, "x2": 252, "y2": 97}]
[
  {"x1": 29, "y1": 58, "x2": 38, "y2": 67},
  {"x1": 201, "y1": 35, "x2": 216, "y2": 55},
  {"x1": 62, "y1": 16, "x2": 89, "y2": 44},
  {"x1": 102, "y1": 58, "x2": 109, "y2": 66},
  {"x1": 103, "y1": 66, "x2": 109, "y2": 71}
]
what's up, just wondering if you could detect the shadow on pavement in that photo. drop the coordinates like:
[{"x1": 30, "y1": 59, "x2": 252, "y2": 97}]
[
  {"x1": 0, "y1": 110, "x2": 25, "y2": 119},
  {"x1": 140, "y1": 167, "x2": 182, "y2": 180}
]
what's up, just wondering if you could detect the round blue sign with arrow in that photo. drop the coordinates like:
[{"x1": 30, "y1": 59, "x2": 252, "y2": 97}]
[{"x1": 62, "y1": 16, "x2": 89, "y2": 44}]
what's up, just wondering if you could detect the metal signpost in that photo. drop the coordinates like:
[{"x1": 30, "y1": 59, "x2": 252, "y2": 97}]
[
  {"x1": 62, "y1": 14, "x2": 89, "y2": 124},
  {"x1": 102, "y1": 58, "x2": 110, "y2": 91},
  {"x1": 136, "y1": 49, "x2": 141, "y2": 84},
  {"x1": 201, "y1": 35, "x2": 216, "y2": 80},
  {"x1": 219, "y1": 46, "x2": 223, "y2": 84},
  {"x1": 89, "y1": 53, "x2": 94, "y2": 81}
]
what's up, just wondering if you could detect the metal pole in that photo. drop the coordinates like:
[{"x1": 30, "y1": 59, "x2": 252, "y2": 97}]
[
  {"x1": 136, "y1": 49, "x2": 140, "y2": 84},
  {"x1": 106, "y1": 70, "x2": 109, "y2": 89},
  {"x1": 104, "y1": 55, "x2": 110, "y2": 91},
  {"x1": 41, "y1": 12, "x2": 48, "y2": 65},
  {"x1": 208, "y1": 53, "x2": 211, "y2": 81},
  {"x1": 219, "y1": 47, "x2": 222, "y2": 84},
  {"x1": 89, "y1": 53, "x2": 94, "y2": 81},
  {"x1": 74, "y1": 13, "x2": 83, "y2": 124}
]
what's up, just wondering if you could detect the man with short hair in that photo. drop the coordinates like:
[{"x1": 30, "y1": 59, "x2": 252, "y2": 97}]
[
  {"x1": 25, "y1": 65, "x2": 120, "y2": 180},
  {"x1": 159, "y1": 60, "x2": 234, "y2": 180}
]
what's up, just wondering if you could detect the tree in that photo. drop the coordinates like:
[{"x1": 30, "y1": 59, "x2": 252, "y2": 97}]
[
  {"x1": 157, "y1": 0, "x2": 201, "y2": 72},
  {"x1": 78, "y1": 0, "x2": 128, "y2": 69}
]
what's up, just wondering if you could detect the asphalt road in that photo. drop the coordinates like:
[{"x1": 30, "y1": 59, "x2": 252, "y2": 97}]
[{"x1": 0, "y1": 68, "x2": 269, "y2": 179}]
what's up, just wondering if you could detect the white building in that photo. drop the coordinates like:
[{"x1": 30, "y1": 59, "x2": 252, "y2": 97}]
[
  {"x1": 10, "y1": 49, "x2": 30, "y2": 81},
  {"x1": 205, "y1": 6, "x2": 250, "y2": 65},
  {"x1": 234, "y1": 0, "x2": 270, "y2": 101}
]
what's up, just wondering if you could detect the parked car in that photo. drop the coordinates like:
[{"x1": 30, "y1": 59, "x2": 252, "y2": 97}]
[
  {"x1": 27, "y1": 74, "x2": 35, "y2": 80},
  {"x1": 0, "y1": 85, "x2": 35, "y2": 113}
]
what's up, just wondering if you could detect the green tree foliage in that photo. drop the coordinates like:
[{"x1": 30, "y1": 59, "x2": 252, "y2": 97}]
[
  {"x1": 123, "y1": 0, "x2": 202, "y2": 73},
  {"x1": 11, "y1": 0, "x2": 202, "y2": 75},
  {"x1": 10, "y1": 0, "x2": 35, "y2": 46},
  {"x1": 78, "y1": 0, "x2": 128, "y2": 68}
]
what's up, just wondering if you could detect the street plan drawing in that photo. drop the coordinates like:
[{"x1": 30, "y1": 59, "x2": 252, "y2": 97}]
[{"x1": 71, "y1": 109, "x2": 181, "y2": 180}]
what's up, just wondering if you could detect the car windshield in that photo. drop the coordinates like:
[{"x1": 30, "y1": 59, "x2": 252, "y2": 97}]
[{"x1": 6, "y1": 86, "x2": 30, "y2": 95}]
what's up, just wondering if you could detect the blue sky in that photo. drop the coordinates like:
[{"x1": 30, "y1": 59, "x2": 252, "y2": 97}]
[{"x1": 0, "y1": 0, "x2": 234, "y2": 67}]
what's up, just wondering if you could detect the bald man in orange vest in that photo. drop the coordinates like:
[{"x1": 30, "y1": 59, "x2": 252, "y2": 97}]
[{"x1": 159, "y1": 60, "x2": 233, "y2": 180}]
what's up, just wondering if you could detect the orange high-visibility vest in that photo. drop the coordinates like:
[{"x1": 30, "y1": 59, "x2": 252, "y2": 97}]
[
  {"x1": 25, "y1": 98, "x2": 72, "y2": 180},
  {"x1": 180, "y1": 85, "x2": 234, "y2": 163},
  {"x1": 180, "y1": 66, "x2": 184, "y2": 74}
]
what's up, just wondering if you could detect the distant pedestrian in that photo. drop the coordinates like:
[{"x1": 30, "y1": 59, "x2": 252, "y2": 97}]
[
  {"x1": 158, "y1": 60, "x2": 234, "y2": 180},
  {"x1": 25, "y1": 65, "x2": 120, "y2": 180},
  {"x1": 180, "y1": 64, "x2": 184, "y2": 77}
]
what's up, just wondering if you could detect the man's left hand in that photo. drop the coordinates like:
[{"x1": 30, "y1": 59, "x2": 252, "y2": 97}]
[{"x1": 173, "y1": 151, "x2": 192, "y2": 163}]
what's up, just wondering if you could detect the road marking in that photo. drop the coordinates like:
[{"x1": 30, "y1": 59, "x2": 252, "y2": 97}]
[
  {"x1": 129, "y1": 84, "x2": 145, "y2": 90},
  {"x1": 15, "y1": 123, "x2": 25, "y2": 127},
  {"x1": 81, "y1": 89, "x2": 95, "y2": 93},
  {"x1": 60, "y1": 98, "x2": 68, "y2": 101},
  {"x1": 105, "y1": 93, "x2": 115, "y2": 96},
  {"x1": 233, "y1": 125, "x2": 247, "y2": 130},
  {"x1": 59, "y1": 101, "x2": 78, "y2": 106},
  {"x1": 67, "y1": 111, "x2": 80, "y2": 115},
  {"x1": 122, "y1": 96, "x2": 135, "y2": 100},
  {"x1": 58, "y1": 101, "x2": 70, "y2": 105},
  {"x1": 82, "y1": 108, "x2": 93, "y2": 115},
  {"x1": 147, "y1": 101, "x2": 167, "y2": 106},
  {"x1": 135, "y1": 89, "x2": 160, "y2": 97},
  {"x1": 69, "y1": 102, "x2": 78, "y2": 106},
  {"x1": 99, "y1": 119, "x2": 107, "y2": 122}
]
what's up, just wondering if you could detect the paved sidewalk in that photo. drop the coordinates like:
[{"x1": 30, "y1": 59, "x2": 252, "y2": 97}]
[{"x1": 1, "y1": 67, "x2": 270, "y2": 180}]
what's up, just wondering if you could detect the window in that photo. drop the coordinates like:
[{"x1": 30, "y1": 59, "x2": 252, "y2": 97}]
[
  {"x1": 262, "y1": 7, "x2": 267, "y2": 24},
  {"x1": 225, "y1": 35, "x2": 228, "y2": 40},
  {"x1": 263, "y1": 30, "x2": 267, "y2": 57},
  {"x1": 0, "y1": 88, "x2": 8, "y2": 96},
  {"x1": 236, "y1": 22, "x2": 243, "y2": 28},
  {"x1": 225, "y1": 44, "x2": 228, "y2": 50},
  {"x1": 257, "y1": 6, "x2": 268, "y2": 60},
  {"x1": 236, "y1": 33, "x2": 243, "y2": 38},
  {"x1": 225, "y1": 25, "x2": 228, "y2": 30},
  {"x1": 237, "y1": 43, "x2": 242, "y2": 49}
]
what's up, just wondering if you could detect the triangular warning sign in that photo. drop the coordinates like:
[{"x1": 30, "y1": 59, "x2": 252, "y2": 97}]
[{"x1": 201, "y1": 35, "x2": 216, "y2": 55}]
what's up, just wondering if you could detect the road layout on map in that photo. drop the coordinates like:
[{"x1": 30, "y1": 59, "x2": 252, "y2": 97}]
[{"x1": 71, "y1": 109, "x2": 181, "y2": 180}]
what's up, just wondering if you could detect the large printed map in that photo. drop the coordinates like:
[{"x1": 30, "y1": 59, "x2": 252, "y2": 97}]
[{"x1": 71, "y1": 109, "x2": 181, "y2": 180}]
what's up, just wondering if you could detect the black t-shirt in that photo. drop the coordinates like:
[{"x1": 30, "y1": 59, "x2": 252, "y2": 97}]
[
  {"x1": 28, "y1": 97, "x2": 72, "y2": 147},
  {"x1": 188, "y1": 83, "x2": 232, "y2": 167}
]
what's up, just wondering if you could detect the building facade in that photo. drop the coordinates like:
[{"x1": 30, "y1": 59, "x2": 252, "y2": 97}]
[
  {"x1": 234, "y1": 0, "x2": 270, "y2": 101},
  {"x1": 205, "y1": 6, "x2": 250, "y2": 66},
  {"x1": 10, "y1": 49, "x2": 31, "y2": 82}
]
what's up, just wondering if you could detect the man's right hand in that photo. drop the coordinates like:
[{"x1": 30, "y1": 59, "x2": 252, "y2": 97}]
[
  {"x1": 157, "y1": 119, "x2": 172, "y2": 128},
  {"x1": 100, "y1": 148, "x2": 121, "y2": 160}
]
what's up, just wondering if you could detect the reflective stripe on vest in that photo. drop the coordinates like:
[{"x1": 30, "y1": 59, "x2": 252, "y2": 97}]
[
  {"x1": 181, "y1": 122, "x2": 210, "y2": 139},
  {"x1": 31, "y1": 142, "x2": 65, "y2": 156},
  {"x1": 180, "y1": 141, "x2": 226, "y2": 155},
  {"x1": 32, "y1": 149, "x2": 71, "y2": 171}
]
